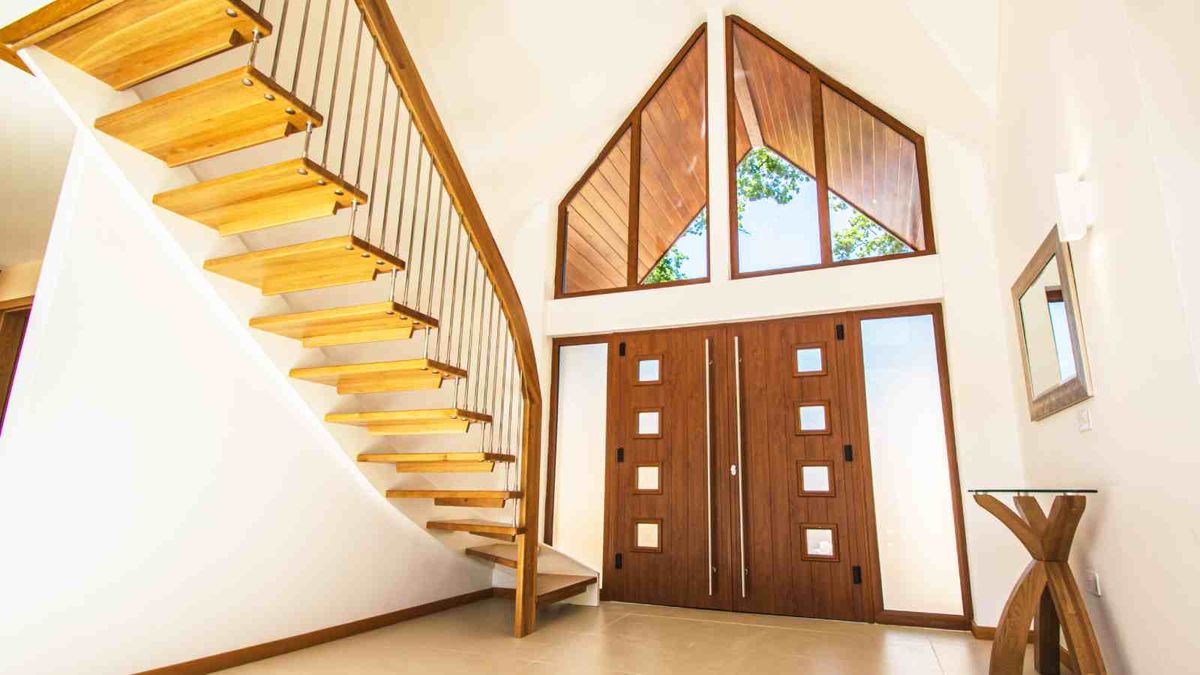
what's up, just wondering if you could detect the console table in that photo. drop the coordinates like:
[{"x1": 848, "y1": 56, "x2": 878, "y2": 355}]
[{"x1": 971, "y1": 489, "x2": 1107, "y2": 675}]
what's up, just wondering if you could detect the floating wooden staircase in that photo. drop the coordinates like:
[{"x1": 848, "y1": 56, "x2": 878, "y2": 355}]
[
  {"x1": 6, "y1": 0, "x2": 566, "y2": 637},
  {"x1": 154, "y1": 158, "x2": 367, "y2": 236},
  {"x1": 327, "y1": 409, "x2": 491, "y2": 435},
  {"x1": 292, "y1": 359, "x2": 465, "y2": 394},
  {"x1": 250, "y1": 302, "x2": 437, "y2": 348},
  {"x1": 204, "y1": 236, "x2": 403, "y2": 295},
  {"x1": 96, "y1": 66, "x2": 321, "y2": 166},
  {"x1": 359, "y1": 452, "x2": 515, "y2": 473},
  {"x1": 39, "y1": 0, "x2": 271, "y2": 90}
]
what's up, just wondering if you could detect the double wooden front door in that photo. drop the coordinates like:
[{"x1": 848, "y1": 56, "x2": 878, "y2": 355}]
[{"x1": 603, "y1": 315, "x2": 869, "y2": 621}]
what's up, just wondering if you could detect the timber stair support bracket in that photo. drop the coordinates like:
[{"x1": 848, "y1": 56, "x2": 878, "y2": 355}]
[
  {"x1": 387, "y1": 490, "x2": 523, "y2": 509},
  {"x1": 203, "y1": 236, "x2": 403, "y2": 296},
  {"x1": 250, "y1": 302, "x2": 437, "y2": 348},
  {"x1": 291, "y1": 358, "x2": 465, "y2": 395},
  {"x1": 326, "y1": 408, "x2": 492, "y2": 436}
]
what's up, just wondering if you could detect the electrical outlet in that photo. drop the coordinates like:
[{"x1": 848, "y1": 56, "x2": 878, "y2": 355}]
[
  {"x1": 1078, "y1": 408, "x2": 1093, "y2": 433},
  {"x1": 1084, "y1": 569, "x2": 1102, "y2": 597}
]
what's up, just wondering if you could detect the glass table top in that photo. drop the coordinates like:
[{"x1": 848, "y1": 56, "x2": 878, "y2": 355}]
[{"x1": 970, "y1": 488, "x2": 1098, "y2": 495}]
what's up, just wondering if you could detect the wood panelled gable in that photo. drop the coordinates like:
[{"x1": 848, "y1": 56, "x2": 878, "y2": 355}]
[
  {"x1": 557, "y1": 26, "x2": 709, "y2": 297},
  {"x1": 822, "y1": 86, "x2": 925, "y2": 251},
  {"x1": 731, "y1": 24, "x2": 815, "y2": 174},
  {"x1": 562, "y1": 127, "x2": 631, "y2": 294},
  {"x1": 637, "y1": 33, "x2": 708, "y2": 282}
]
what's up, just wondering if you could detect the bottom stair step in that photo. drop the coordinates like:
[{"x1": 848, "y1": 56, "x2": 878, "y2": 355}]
[
  {"x1": 427, "y1": 519, "x2": 524, "y2": 542},
  {"x1": 495, "y1": 574, "x2": 598, "y2": 606},
  {"x1": 465, "y1": 543, "x2": 547, "y2": 569}
]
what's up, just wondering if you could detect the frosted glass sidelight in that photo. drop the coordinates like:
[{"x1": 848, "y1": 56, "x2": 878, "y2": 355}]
[
  {"x1": 637, "y1": 410, "x2": 661, "y2": 436},
  {"x1": 860, "y1": 314, "x2": 963, "y2": 615}
]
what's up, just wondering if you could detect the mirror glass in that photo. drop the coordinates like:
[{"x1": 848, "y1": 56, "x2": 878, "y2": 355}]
[{"x1": 1018, "y1": 255, "x2": 1077, "y2": 396}]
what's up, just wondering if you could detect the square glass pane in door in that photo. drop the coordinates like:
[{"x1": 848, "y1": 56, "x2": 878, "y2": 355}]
[
  {"x1": 799, "y1": 462, "x2": 833, "y2": 495},
  {"x1": 637, "y1": 357, "x2": 662, "y2": 383},
  {"x1": 796, "y1": 402, "x2": 830, "y2": 434},
  {"x1": 635, "y1": 464, "x2": 662, "y2": 494},
  {"x1": 794, "y1": 345, "x2": 824, "y2": 375},
  {"x1": 635, "y1": 409, "x2": 661, "y2": 437},
  {"x1": 801, "y1": 525, "x2": 838, "y2": 561},
  {"x1": 634, "y1": 520, "x2": 662, "y2": 552}
]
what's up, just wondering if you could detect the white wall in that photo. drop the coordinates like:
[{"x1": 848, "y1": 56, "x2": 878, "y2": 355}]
[{"x1": 995, "y1": 0, "x2": 1200, "y2": 671}]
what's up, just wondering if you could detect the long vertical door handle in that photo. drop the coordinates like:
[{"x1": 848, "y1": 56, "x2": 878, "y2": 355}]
[
  {"x1": 704, "y1": 337, "x2": 714, "y2": 597},
  {"x1": 733, "y1": 335, "x2": 747, "y2": 599}
]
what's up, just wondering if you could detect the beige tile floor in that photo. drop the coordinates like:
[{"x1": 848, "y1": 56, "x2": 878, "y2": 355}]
[{"x1": 222, "y1": 598, "x2": 1037, "y2": 674}]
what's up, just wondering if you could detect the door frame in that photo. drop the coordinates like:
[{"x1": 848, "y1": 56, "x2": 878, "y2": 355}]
[
  {"x1": 846, "y1": 303, "x2": 974, "y2": 630},
  {"x1": 542, "y1": 303, "x2": 974, "y2": 629}
]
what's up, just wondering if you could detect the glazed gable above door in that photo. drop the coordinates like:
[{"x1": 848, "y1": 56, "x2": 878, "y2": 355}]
[{"x1": 554, "y1": 16, "x2": 937, "y2": 299}]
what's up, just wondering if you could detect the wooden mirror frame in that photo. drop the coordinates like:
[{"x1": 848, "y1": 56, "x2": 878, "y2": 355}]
[{"x1": 1011, "y1": 226, "x2": 1092, "y2": 420}]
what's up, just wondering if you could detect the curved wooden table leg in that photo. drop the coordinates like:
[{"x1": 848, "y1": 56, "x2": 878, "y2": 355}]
[
  {"x1": 975, "y1": 494, "x2": 1107, "y2": 675},
  {"x1": 1047, "y1": 562, "x2": 1107, "y2": 675},
  {"x1": 991, "y1": 561, "x2": 1048, "y2": 675}
]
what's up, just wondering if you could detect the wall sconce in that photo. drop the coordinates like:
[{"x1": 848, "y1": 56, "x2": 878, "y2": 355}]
[{"x1": 1055, "y1": 172, "x2": 1096, "y2": 241}]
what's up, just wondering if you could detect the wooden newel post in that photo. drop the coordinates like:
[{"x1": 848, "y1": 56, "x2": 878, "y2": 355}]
[{"x1": 973, "y1": 492, "x2": 1107, "y2": 675}]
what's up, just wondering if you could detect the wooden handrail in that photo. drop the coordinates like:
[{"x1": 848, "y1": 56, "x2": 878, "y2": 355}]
[{"x1": 353, "y1": 0, "x2": 544, "y2": 637}]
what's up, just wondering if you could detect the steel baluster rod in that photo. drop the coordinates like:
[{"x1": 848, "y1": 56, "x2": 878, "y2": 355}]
[
  {"x1": 421, "y1": 190, "x2": 446, "y2": 360},
  {"x1": 432, "y1": 207, "x2": 456, "y2": 361},
  {"x1": 481, "y1": 297, "x2": 502, "y2": 450},
  {"x1": 337, "y1": 20, "x2": 365, "y2": 178},
  {"x1": 387, "y1": 122, "x2": 415, "y2": 303},
  {"x1": 415, "y1": 184, "x2": 443, "y2": 312},
  {"x1": 451, "y1": 248, "x2": 476, "y2": 403},
  {"x1": 470, "y1": 285, "x2": 494, "y2": 411},
  {"x1": 354, "y1": 50, "x2": 379, "y2": 189},
  {"x1": 362, "y1": 74, "x2": 388, "y2": 248},
  {"x1": 496, "y1": 332, "x2": 512, "y2": 457},
  {"x1": 269, "y1": 0, "x2": 290, "y2": 80},
  {"x1": 397, "y1": 145, "x2": 425, "y2": 301},
  {"x1": 320, "y1": 0, "x2": 351, "y2": 164},
  {"x1": 289, "y1": 0, "x2": 313, "y2": 94},
  {"x1": 438, "y1": 223, "x2": 464, "y2": 361},
  {"x1": 466, "y1": 272, "x2": 487, "y2": 410},
  {"x1": 456, "y1": 263, "x2": 481, "y2": 407},
  {"x1": 307, "y1": 0, "x2": 333, "y2": 104},
  {"x1": 248, "y1": 29, "x2": 261, "y2": 67},
  {"x1": 405, "y1": 160, "x2": 435, "y2": 304},
  {"x1": 376, "y1": 103, "x2": 401, "y2": 256}
]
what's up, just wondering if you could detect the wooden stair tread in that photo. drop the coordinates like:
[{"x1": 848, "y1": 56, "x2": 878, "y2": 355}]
[
  {"x1": 387, "y1": 489, "x2": 521, "y2": 499},
  {"x1": 40, "y1": 0, "x2": 271, "y2": 91},
  {"x1": 154, "y1": 158, "x2": 366, "y2": 236},
  {"x1": 291, "y1": 358, "x2": 465, "y2": 394},
  {"x1": 250, "y1": 301, "x2": 436, "y2": 348},
  {"x1": 95, "y1": 65, "x2": 321, "y2": 166},
  {"x1": 465, "y1": 543, "x2": 531, "y2": 569},
  {"x1": 426, "y1": 519, "x2": 524, "y2": 538},
  {"x1": 494, "y1": 574, "x2": 598, "y2": 605},
  {"x1": 204, "y1": 235, "x2": 403, "y2": 295},
  {"x1": 359, "y1": 452, "x2": 514, "y2": 463},
  {"x1": 327, "y1": 408, "x2": 491, "y2": 436}
]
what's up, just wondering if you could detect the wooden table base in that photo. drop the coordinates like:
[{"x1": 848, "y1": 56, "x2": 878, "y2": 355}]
[{"x1": 975, "y1": 494, "x2": 1107, "y2": 675}]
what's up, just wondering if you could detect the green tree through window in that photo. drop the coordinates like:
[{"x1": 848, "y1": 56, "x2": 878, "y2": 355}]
[{"x1": 829, "y1": 193, "x2": 912, "y2": 261}]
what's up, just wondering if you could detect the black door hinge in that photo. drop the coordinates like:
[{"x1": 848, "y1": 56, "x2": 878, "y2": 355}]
[
  {"x1": 852, "y1": 566, "x2": 863, "y2": 584},
  {"x1": 619, "y1": 341, "x2": 626, "y2": 356},
  {"x1": 843, "y1": 444, "x2": 854, "y2": 462},
  {"x1": 615, "y1": 553, "x2": 624, "y2": 569},
  {"x1": 835, "y1": 324, "x2": 846, "y2": 340},
  {"x1": 617, "y1": 447, "x2": 625, "y2": 463}
]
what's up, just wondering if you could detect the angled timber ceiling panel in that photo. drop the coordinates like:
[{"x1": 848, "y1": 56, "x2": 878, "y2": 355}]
[
  {"x1": 731, "y1": 24, "x2": 815, "y2": 174},
  {"x1": 561, "y1": 127, "x2": 632, "y2": 294},
  {"x1": 558, "y1": 27, "x2": 708, "y2": 296},
  {"x1": 637, "y1": 32, "x2": 707, "y2": 282},
  {"x1": 822, "y1": 86, "x2": 925, "y2": 251}
]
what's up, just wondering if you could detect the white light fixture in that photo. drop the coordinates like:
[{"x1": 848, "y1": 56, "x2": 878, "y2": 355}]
[{"x1": 1055, "y1": 172, "x2": 1096, "y2": 241}]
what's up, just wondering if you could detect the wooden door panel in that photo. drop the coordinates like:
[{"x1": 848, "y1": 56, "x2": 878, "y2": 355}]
[
  {"x1": 604, "y1": 326, "x2": 733, "y2": 610},
  {"x1": 730, "y1": 315, "x2": 866, "y2": 621}
]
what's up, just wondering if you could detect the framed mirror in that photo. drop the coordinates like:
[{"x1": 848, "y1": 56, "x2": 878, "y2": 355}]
[{"x1": 1011, "y1": 226, "x2": 1091, "y2": 420}]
